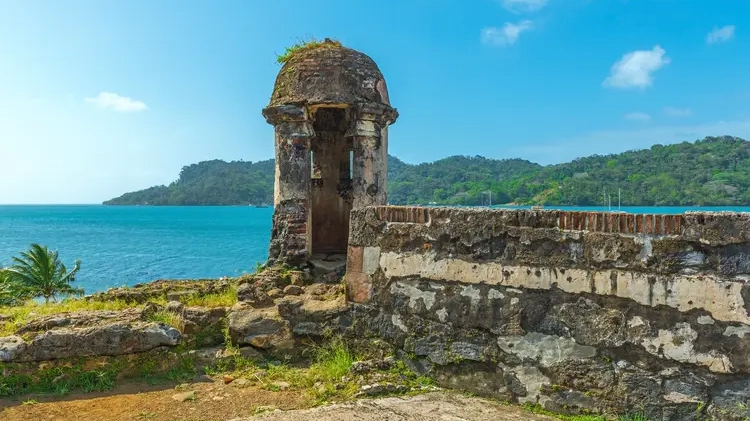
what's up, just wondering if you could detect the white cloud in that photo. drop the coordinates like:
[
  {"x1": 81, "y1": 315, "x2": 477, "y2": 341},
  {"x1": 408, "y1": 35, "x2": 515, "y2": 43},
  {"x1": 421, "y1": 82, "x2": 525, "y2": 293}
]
[
  {"x1": 664, "y1": 106, "x2": 692, "y2": 117},
  {"x1": 502, "y1": 0, "x2": 548, "y2": 13},
  {"x1": 624, "y1": 112, "x2": 651, "y2": 122},
  {"x1": 481, "y1": 21, "x2": 533, "y2": 47},
  {"x1": 602, "y1": 45, "x2": 670, "y2": 89},
  {"x1": 84, "y1": 92, "x2": 148, "y2": 112},
  {"x1": 706, "y1": 25, "x2": 735, "y2": 44}
]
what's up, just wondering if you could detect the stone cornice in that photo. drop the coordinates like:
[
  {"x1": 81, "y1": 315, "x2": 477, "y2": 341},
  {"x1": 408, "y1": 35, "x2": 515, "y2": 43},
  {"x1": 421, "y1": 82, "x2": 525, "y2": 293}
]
[{"x1": 262, "y1": 104, "x2": 308, "y2": 126}]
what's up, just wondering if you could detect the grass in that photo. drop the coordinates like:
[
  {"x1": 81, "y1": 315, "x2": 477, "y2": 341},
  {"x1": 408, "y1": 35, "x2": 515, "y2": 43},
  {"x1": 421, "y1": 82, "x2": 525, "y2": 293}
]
[
  {"x1": 308, "y1": 337, "x2": 356, "y2": 382},
  {"x1": 253, "y1": 338, "x2": 361, "y2": 404},
  {"x1": 184, "y1": 286, "x2": 237, "y2": 308},
  {"x1": 276, "y1": 37, "x2": 342, "y2": 65},
  {"x1": 0, "y1": 347, "x2": 197, "y2": 398},
  {"x1": 146, "y1": 311, "x2": 185, "y2": 330},
  {"x1": 204, "y1": 337, "x2": 360, "y2": 402},
  {"x1": 205, "y1": 337, "x2": 436, "y2": 406},
  {"x1": 522, "y1": 403, "x2": 657, "y2": 421},
  {"x1": 0, "y1": 363, "x2": 121, "y2": 397}
]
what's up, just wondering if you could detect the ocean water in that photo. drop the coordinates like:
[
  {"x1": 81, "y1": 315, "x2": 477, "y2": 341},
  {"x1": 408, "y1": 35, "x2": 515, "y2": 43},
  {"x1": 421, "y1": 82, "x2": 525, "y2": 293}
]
[
  {"x1": 1, "y1": 204, "x2": 748, "y2": 295},
  {"x1": 0, "y1": 206, "x2": 272, "y2": 294}
]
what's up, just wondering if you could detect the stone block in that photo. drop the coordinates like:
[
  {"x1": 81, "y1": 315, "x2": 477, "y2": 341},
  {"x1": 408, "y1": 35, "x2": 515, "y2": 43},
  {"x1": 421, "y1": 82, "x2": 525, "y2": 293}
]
[
  {"x1": 347, "y1": 246, "x2": 364, "y2": 273},
  {"x1": 346, "y1": 271, "x2": 372, "y2": 304},
  {"x1": 363, "y1": 246, "x2": 381, "y2": 275}
]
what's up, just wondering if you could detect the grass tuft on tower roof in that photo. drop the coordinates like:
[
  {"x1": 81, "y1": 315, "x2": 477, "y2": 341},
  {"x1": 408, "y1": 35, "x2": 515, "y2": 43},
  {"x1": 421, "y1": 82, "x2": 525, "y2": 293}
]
[{"x1": 276, "y1": 37, "x2": 342, "y2": 65}]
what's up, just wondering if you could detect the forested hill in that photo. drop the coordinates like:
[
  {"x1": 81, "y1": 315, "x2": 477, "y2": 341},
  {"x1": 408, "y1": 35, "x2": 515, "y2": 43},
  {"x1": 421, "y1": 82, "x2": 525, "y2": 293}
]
[
  {"x1": 104, "y1": 159, "x2": 275, "y2": 206},
  {"x1": 104, "y1": 136, "x2": 750, "y2": 206}
]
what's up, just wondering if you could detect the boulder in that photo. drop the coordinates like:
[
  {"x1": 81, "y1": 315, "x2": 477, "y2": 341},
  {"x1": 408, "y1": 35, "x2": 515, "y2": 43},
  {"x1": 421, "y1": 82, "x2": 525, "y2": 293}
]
[
  {"x1": 251, "y1": 273, "x2": 288, "y2": 292},
  {"x1": 141, "y1": 302, "x2": 162, "y2": 319},
  {"x1": 267, "y1": 288, "x2": 285, "y2": 299},
  {"x1": 306, "y1": 283, "x2": 330, "y2": 296},
  {"x1": 276, "y1": 295, "x2": 349, "y2": 336},
  {"x1": 189, "y1": 346, "x2": 263, "y2": 368},
  {"x1": 350, "y1": 356, "x2": 397, "y2": 374},
  {"x1": 18, "y1": 308, "x2": 144, "y2": 335},
  {"x1": 283, "y1": 285, "x2": 303, "y2": 296},
  {"x1": 181, "y1": 307, "x2": 227, "y2": 346},
  {"x1": 237, "y1": 284, "x2": 273, "y2": 308},
  {"x1": 182, "y1": 307, "x2": 226, "y2": 333},
  {"x1": 166, "y1": 301, "x2": 184, "y2": 313},
  {"x1": 4, "y1": 322, "x2": 181, "y2": 362},
  {"x1": 227, "y1": 308, "x2": 292, "y2": 349},
  {"x1": 0, "y1": 335, "x2": 27, "y2": 362},
  {"x1": 288, "y1": 271, "x2": 307, "y2": 286}
]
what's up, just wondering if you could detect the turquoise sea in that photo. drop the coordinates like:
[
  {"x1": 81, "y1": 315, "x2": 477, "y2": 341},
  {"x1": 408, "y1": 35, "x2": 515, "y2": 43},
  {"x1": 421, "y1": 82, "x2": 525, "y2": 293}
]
[
  {"x1": 0, "y1": 206, "x2": 272, "y2": 294},
  {"x1": 1, "y1": 205, "x2": 749, "y2": 294}
]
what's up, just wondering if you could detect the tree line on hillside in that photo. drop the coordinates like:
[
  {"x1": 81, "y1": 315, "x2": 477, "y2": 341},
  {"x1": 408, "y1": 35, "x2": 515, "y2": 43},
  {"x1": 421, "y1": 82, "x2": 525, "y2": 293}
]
[
  {"x1": 104, "y1": 136, "x2": 750, "y2": 206},
  {"x1": 105, "y1": 159, "x2": 275, "y2": 206}
]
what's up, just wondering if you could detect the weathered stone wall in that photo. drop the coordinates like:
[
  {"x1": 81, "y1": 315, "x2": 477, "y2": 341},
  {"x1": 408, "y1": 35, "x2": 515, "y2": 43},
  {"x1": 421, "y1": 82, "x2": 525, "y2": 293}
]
[{"x1": 346, "y1": 206, "x2": 750, "y2": 420}]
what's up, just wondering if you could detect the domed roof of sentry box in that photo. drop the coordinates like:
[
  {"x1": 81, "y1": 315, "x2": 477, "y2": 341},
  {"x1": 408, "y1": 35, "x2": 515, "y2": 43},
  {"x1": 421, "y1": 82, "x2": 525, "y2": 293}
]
[{"x1": 268, "y1": 39, "x2": 394, "y2": 109}]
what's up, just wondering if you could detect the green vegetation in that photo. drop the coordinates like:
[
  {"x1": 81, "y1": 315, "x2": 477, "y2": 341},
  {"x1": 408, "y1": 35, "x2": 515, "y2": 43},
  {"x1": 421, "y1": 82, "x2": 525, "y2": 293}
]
[
  {"x1": 2, "y1": 243, "x2": 83, "y2": 305},
  {"x1": 522, "y1": 403, "x2": 655, "y2": 421},
  {"x1": 276, "y1": 37, "x2": 342, "y2": 64},
  {"x1": 209, "y1": 337, "x2": 431, "y2": 405},
  {"x1": 388, "y1": 155, "x2": 540, "y2": 205},
  {"x1": 508, "y1": 135, "x2": 750, "y2": 206},
  {"x1": 0, "y1": 269, "x2": 24, "y2": 307},
  {"x1": 103, "y1": 136, "x2": 750, "y2": 207},
  {"x1": 184, "y1": 285, "x2": 238, "y2": 307},
  {"x1": 146, "y1": 311, "x2": 185, "y2": 330},
  {"x1": 104, "y1": 159, "x2": 274, "y2": 205},
  {"x1": 0, "y1": 361, "x2": 122, "y2": 397},
  {"x1": 0, "y1": 348, "x2": 196, "y2": 397}
]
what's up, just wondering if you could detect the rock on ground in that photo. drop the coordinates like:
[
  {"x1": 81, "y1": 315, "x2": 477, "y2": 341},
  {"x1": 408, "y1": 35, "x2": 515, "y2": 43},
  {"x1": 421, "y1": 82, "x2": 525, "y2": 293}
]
[
  {"x1": 238, "y1": 392, "x2": 556, "y2": 421},
  {"x1": 2, "y1": 322, "x2": 181, "y2": 362}
]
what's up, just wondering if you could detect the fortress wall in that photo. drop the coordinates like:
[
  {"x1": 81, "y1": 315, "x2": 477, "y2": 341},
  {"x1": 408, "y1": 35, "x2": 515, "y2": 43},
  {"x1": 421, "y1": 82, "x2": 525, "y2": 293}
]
[{"x1": 346, "y1": 206, "x2": 750, "y2": 420}]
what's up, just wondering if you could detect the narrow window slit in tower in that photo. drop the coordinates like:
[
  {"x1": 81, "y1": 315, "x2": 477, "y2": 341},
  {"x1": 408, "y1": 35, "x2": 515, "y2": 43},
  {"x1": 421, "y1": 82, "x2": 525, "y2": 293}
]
[{"x1": 349, "y1": 150, "x2": 354, "y2": 179}]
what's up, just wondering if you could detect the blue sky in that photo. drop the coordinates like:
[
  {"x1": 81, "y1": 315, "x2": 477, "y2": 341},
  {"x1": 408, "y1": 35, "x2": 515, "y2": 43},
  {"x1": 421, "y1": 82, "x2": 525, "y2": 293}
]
[{"x1": 1, "y1": 0, "x2": 748, "y2": 204}]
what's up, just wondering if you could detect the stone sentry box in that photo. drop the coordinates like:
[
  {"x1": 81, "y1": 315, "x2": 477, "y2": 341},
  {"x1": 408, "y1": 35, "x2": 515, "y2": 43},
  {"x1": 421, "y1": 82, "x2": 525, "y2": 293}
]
[
  {"x1": 262, "y1": 41, "x2": 398, "y2": 266},
  {"x1": 346, "y1": 206, "x2": 750, "y2": 420}
]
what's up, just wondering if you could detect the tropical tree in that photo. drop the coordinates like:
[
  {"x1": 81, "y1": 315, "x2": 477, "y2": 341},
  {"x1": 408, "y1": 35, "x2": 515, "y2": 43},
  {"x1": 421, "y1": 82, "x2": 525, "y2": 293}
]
[
  {"x1": 5, "y1": 244, "x2": 83, "y2": 304},
  {"x1": 0, "y1": 269, "x2": 23, "y2": 306}
]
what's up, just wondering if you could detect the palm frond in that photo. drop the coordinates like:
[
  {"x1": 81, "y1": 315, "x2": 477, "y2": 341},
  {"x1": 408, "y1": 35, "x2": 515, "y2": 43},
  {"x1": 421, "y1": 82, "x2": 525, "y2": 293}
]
[{"x1": 6, "y1": 244, "x2": 84, "y2": 303}]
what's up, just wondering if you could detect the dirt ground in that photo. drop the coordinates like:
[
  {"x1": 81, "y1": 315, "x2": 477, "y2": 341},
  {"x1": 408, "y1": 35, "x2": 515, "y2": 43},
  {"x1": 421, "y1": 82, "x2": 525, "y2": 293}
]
[
  {"x1": 0, "y1": 379, "x2": 555, "y2": 421},
  {"x1": 0, "y1": 378, "x2": 307, "y2": 421}
]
